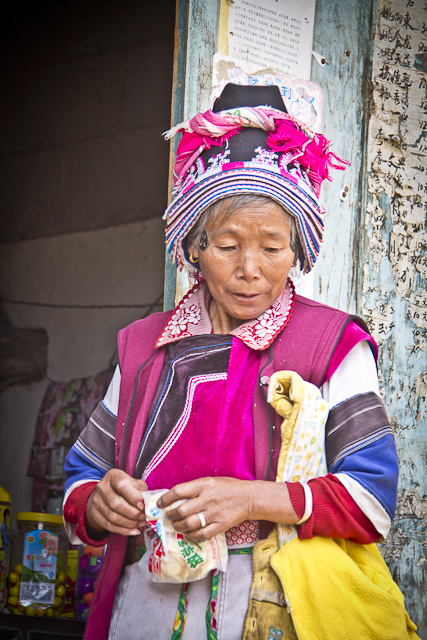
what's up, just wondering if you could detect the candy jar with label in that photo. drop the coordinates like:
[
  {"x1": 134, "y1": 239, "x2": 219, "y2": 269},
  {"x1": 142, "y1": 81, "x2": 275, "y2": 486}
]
[
  {"x1": 7, "y1": 512, "x2": 68, "y2": 617},
  {"x1": 0, "y1": 485, "x2": 12, "y2": 613}
]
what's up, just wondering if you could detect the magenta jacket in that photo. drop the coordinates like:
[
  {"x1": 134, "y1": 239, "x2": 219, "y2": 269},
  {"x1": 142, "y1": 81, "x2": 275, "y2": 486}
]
[{"x1": 84, "y1": 295, "x2": 370, "y2": 640}]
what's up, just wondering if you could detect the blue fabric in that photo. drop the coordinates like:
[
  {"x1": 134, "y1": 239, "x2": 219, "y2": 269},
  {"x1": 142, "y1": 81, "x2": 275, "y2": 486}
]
[
  {"x1": 330, "y1": 434, "x2": 399, "y2": 521},
  {"x1": 64, "y1": 444, "x2": 108, "y2": 494}
]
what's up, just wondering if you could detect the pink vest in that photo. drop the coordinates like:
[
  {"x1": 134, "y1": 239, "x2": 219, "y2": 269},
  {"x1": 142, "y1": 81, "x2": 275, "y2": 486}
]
[{"x1": 84, "y1": 295, "x2": 371, "y2": 640}]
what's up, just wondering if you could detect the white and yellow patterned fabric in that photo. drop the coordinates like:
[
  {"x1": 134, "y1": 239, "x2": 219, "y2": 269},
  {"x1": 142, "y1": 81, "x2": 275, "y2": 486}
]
[{"x1": 267, "y1": 371, "x2": 328, "y2": 546}]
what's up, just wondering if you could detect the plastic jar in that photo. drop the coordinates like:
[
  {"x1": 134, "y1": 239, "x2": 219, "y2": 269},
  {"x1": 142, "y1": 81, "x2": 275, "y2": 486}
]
[
  {"x1": 0, "y1": 485, "x2": 12, "y2": 613},
  {"x1": 7, "y1": 512, "x2": 68, "y2": 617}
]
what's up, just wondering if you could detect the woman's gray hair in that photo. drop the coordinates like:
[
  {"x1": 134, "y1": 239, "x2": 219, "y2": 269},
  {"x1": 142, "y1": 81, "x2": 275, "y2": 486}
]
[{"x1": 186, "y1": 195, "x2": 303, "y2": 266}]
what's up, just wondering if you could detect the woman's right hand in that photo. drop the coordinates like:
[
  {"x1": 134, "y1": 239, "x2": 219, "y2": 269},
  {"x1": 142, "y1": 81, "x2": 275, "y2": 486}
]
[{"x1": 85, "y1": 469, "x2": 147, "y2": 538}]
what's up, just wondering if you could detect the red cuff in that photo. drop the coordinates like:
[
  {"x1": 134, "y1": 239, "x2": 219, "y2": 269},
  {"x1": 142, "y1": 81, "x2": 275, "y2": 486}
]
[
  {"x1": 287, "y1": 475, "x2": 380, "y2": 544},
  {"x1": 63, "y1": 482, "x2": 109, "y2": 547},
  {"x1": 286, "y1": 481, "x2": 305, "y2": 519}
]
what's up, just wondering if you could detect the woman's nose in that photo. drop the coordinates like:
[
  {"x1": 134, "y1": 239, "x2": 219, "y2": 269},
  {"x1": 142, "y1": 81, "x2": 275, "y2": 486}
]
[{"x1": 237, "y1": 252, "x2": 261, "y2": 280}]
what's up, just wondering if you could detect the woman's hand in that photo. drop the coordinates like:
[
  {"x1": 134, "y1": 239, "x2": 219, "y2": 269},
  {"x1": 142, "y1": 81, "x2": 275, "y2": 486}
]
[
  {"x1": 157, "y1": 477, "x2": 299, "y2": 541},
  {"x1": 85, "y1": 469, "x2": 147, "y2": 539},
  {"x1": 157, "y1": 477, "x2": 253, "y2": 541}
]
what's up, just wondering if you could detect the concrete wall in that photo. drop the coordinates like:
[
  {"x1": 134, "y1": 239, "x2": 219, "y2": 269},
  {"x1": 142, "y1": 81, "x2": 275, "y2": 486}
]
[{"x1": 0, "y1": 0, "x2": 175, "y2": 516}]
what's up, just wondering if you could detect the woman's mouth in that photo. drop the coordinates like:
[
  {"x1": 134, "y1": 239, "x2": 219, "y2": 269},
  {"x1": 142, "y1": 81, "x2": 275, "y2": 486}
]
[{"x1": 231, "y1": 292, "x2": 263, "y2": 302}]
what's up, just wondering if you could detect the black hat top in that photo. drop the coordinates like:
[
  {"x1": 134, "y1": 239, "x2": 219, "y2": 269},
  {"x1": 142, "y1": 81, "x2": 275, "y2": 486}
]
[
  {"x1": 212, "y1": 83, "x2": 287, "y2": 113},
  {"x1": 202, "y1": 84, "x2": 288, "y2": 166}
]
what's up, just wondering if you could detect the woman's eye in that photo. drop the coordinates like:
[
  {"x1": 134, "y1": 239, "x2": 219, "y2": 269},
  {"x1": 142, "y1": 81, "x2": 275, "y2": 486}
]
[
  {"x1": 219, "y1": 245, "x2": 237, "y2": 252},
  {"x1": 264, "y1": 247, "x2": 281, "y2": 254}
]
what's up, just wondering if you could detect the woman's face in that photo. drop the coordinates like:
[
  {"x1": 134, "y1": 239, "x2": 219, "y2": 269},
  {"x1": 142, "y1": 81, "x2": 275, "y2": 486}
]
[{"x1": 191, "y1": 200, "x2": 295, "y2": 331}]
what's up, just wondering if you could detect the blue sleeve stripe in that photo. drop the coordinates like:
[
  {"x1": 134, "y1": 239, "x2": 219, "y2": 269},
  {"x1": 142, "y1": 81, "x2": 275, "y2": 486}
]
[
  {"x1": 64, "y1": 445, "x2": 109, "y2": 494},
  {"x1": 343, "y1": 472, "x2": 394, "y2": 523},
  {"x1": 332, "y1": 426, "x2": 393, "y2": 467},
  {"x1": 329, "y1": 434, "x2": 399, "y2": 521}
]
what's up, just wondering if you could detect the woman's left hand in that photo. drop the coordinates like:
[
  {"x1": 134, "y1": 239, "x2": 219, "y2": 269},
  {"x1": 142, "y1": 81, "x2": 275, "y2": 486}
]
[
  {"x1": 157, "y1": 477, "x2": 253, "y2": 541},
  {"x1": 157, "y1": 477, "x2": 299, "y2": 541}
]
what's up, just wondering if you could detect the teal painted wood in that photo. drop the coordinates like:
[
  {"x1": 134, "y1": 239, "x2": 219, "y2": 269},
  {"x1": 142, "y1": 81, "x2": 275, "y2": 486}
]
[
  {"x1": 183, "y1": 0, "x2": 220, "y2": 118},
  {"x1": 310, "y1": 0, "x2": 376, "y2": 313},
  {"x1": 312, "y1": 0, "x2": 427, "y2": 632},
  {"x1": 164, "y1": 0, "x2": 189, "y2": 311},
  {"x1": 360, "y1": 0, "x2": 427, "y2": 633},
  {"x1": 372, "y1": 263, "x2": 427, "y2": 634},
  {"x1": 164, "y1": 0, "x2": 221, "y2": 311}
]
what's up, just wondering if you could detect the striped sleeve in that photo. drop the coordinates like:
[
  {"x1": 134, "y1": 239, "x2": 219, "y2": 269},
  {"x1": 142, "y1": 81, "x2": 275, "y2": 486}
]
[
  {"x1": 64, "y1": 365, "x2": 120, "y2": 494},
  {"x1": 63, "y1": 368, "x2": 120, "y2": 543},
  {"x1": 287, "y1": 341, "x2": 398, "y2": 542},
  {"x1": 64, "y1": 400, "x2": 116, "y2": 494},
  {"x1": 325, "y1": 392, "x2": 393, "y2": 470},
  {"x1": 287, "y1": 475, "x2": 380, "y2": 544},
  {"x1": 321, "y1": 341, "x2": 398, "y2": 539}
]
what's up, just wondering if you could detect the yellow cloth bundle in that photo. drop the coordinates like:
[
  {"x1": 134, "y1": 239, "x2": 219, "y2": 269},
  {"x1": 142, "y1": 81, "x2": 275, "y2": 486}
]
[{"x1": 271, "y1": 534, "x2": 419, "y2": 640}]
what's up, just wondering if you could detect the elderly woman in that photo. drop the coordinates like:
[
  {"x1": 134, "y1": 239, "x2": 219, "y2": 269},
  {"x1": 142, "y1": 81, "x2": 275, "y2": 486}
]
[{"x1": 63, "y1": 84, "x2": 403, "y2": 640}]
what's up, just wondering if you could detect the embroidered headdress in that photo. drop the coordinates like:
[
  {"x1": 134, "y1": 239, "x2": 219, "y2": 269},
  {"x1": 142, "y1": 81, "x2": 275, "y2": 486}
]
[{"x1": 163, "y1": 84, "x2": 348, "y2": 273}]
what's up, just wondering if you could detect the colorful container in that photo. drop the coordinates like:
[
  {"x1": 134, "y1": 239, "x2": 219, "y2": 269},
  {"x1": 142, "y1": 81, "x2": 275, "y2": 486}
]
[
  {"x1": 74, "y1": 545, "x2": 105, "y2": 620},
  {"x1": 0, "y1": 485, "x2": 12, "y2": 613},
  {"x1": 7, "y1": 512, "x2": 68, "y2": 617}
]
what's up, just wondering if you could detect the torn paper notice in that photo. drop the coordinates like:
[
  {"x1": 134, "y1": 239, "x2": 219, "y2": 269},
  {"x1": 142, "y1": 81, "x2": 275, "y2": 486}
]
[{"x1": 226, "y1": 0, "x2": 316, "y2": 80}]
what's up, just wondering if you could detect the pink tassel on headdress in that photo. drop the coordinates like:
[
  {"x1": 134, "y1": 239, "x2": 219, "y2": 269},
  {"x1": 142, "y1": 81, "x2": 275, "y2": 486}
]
[{"x1": 267, "y1": 119, "x2": 349, "y2": 197}]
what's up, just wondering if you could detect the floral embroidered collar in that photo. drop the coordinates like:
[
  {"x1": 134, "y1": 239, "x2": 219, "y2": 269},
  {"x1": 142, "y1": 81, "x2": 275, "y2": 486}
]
[{"x1": 155, "y1": 279, "x2": 296, "y2": 351}]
